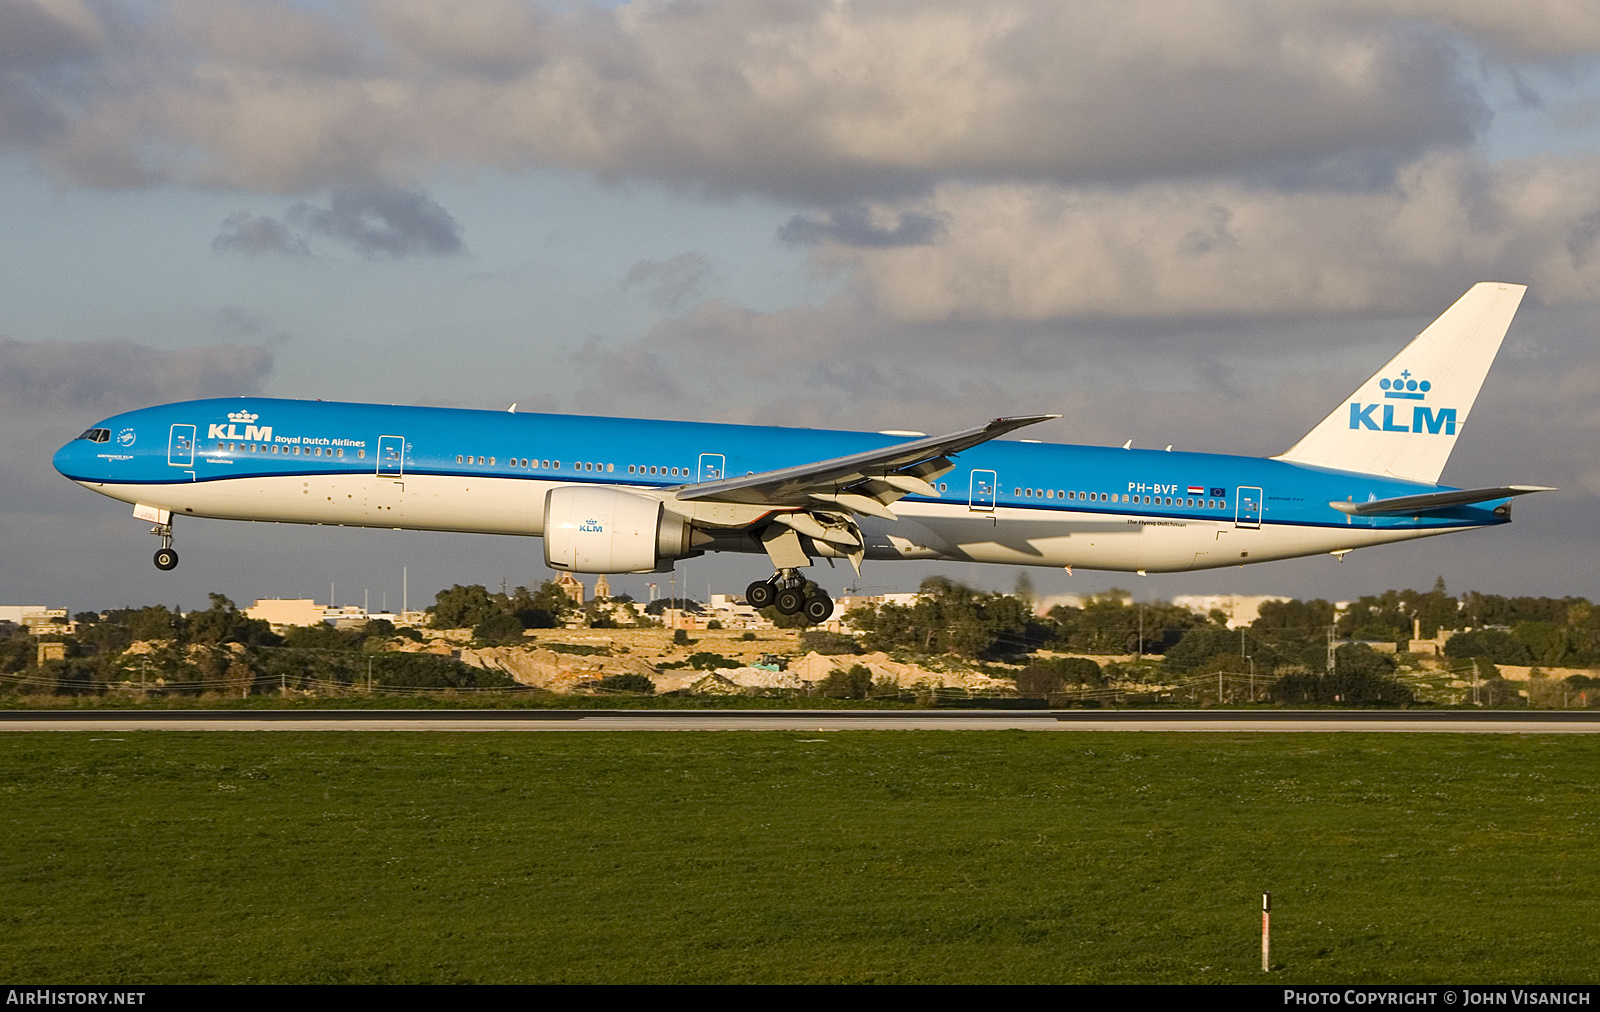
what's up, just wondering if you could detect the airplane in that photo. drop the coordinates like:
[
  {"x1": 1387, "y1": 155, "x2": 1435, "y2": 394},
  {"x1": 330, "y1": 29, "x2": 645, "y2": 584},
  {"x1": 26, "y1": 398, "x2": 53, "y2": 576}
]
[{"x1": 53, "y1": 282, "x2": 1551, "y2": 623}]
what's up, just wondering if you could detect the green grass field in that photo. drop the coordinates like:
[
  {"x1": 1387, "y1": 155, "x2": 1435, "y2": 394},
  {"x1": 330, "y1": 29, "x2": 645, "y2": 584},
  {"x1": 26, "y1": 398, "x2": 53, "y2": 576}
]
[{"x1": 2, "y1": 731, "x2": 1596, "y2": 984}]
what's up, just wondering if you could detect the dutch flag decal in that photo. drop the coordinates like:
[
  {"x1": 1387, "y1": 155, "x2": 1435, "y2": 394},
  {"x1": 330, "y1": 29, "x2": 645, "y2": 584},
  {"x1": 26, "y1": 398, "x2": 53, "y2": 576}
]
[{"x1": 1187, "y1": 485, "x2": 1205, "y2": 495}]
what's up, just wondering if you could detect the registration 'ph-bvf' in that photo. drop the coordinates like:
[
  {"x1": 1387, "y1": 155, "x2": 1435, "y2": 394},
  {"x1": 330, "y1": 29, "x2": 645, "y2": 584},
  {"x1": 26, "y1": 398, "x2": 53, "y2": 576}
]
[{"x1": 54, "y1": 283, "x2": 1551, "y2": 622}]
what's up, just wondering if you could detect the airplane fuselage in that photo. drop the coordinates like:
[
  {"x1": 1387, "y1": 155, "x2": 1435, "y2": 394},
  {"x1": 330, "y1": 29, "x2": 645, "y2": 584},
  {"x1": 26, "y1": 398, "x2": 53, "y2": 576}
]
[{"x1": 53, "y1": 397, "x2": 1507, "y2": 575}]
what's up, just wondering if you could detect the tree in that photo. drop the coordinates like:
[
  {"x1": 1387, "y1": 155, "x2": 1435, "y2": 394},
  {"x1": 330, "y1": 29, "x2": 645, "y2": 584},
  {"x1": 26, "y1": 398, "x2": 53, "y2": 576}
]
[
  {"x1": 473, "y1": 611, "x2": 525, "y2": 646},
  {"x1": 819, "y1": 665, "x2": 873, "y2": 699},
  {"x1": 186, "y1": 594, "x2": 278, "y2": 647},
  {"x1": 1162, "y1": 626, "x2": 1243, "y2": 672},
  {"x1": 1444, "y1": 629, "x2": 1534, "y2": 666},
  {"x1": 644, "y1": 598, "x2": 703, "y2": 615},
  {"x1": 1513, "y1": 621, "x2": 1570, "y2": 667},
  {"x1": 429, "y1": 585, "x2": 499, "y2": 629},
  {"x1": 516, "y1": 582, "x2": 576, "y2": 627}
]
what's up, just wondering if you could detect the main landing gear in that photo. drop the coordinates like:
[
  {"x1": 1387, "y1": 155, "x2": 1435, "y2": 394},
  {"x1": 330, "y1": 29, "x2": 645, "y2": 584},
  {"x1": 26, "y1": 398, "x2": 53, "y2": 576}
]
[
  {"x1": 151, "y1": 521, "x2": 178, "y2": 571},
  {"x1": 746, "y1": 569, "x2": 834, "y2": 624}
]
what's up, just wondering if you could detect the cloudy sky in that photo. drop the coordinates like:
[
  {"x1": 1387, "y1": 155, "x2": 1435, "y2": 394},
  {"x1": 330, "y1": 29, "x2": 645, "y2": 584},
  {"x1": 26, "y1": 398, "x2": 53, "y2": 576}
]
[{"x1": 4, "y1": 0, "x2": 1600, "y2": 614}]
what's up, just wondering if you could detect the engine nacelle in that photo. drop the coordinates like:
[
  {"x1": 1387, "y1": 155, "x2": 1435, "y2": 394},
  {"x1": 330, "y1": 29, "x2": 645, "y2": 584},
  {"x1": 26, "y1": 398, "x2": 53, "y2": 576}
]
[{"x1": 543, "y1": 486, "x2": 693, "y2": 573}]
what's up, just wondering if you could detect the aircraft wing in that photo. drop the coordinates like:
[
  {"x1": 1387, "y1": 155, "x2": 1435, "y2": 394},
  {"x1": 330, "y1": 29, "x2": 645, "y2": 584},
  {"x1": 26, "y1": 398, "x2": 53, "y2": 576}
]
[
  {"x1": 671, "y1": 414, "x2": 1059, "y2": 516},
  {"x1": 1329, "y1": 485, "x2": 1555, "y2": 516}
]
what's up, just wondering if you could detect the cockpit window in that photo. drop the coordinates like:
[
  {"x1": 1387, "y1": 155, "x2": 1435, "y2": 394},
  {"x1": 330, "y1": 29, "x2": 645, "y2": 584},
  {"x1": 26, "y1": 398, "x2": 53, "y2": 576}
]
[{"x1": 77, "y1": 428, "x2": 111, "y2": 443}]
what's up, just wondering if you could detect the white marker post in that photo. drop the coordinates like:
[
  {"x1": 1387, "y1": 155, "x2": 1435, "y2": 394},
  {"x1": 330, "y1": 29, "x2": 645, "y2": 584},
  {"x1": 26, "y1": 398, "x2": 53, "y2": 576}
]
[{"x1": 1262, "y1": 891, "x2": 1271, "y2": 972}]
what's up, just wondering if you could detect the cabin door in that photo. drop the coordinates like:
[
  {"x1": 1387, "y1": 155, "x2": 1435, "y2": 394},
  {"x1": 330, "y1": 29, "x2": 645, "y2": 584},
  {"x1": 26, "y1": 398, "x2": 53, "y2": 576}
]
[
  {"x1": 697, "y1": 453, "x2": 725, "y2": 483},
  {"x1": 969, "y1": 470, "x2": 997, "y2": 512},
  {"x1": 377, "y1": 435, "x2": 406, "y2": 477},
  {"x1": 1235, "y1": 486, "x2": 1263, "y2": 529},
  {"x1": 167, "y1": 424, "x2": 196, "y2": 467}
]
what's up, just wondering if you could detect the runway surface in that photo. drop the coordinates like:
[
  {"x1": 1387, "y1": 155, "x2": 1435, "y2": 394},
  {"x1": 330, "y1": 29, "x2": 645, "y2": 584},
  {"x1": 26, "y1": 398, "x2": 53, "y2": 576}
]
[{"x1": 3, "y1": 708, "x2": 1600, "y2": 732}]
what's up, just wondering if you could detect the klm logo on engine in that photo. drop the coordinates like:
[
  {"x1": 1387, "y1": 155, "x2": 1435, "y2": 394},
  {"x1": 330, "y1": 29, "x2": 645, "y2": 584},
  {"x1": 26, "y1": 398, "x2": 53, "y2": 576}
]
[
  {"x1": 1348, "y1": 371, "x2": 1456, "y2": 435},
  {"x1": 207, "y1": 410, "x2": 273, "y2": 442},
  {"x1": 579, "y1": 518, "x2": 604, "y2": 533}
]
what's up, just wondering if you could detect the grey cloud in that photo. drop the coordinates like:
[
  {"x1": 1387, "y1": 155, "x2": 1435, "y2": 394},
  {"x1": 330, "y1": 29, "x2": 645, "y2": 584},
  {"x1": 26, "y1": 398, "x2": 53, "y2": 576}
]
[
  {"x1": 623, "y1": 252, "x2": 712, "y2": 312},
  {"x1": 567, "y1": 335, "x2": 694, "y2": 420},
  {"x1": 0, "y1": 0, "x2": 104, "y2": 69},
  {"x1": 0, "y1": 337, "x2": 273, "y2": 415},
  {"x1": 213, "y1": 188, "x2": 464, "y2": 260},
  {"x1": 287, "y1": 188, "x2": 464, "y2": 258},
  {"x1": 0, "y1": 1, "x2": 1558, "y2": 200},
  {"x1": 779, "y1": 207, "x2": 946, "y2": 248},
  {"x1": 212, "y1": 211, "x2": 311, "y2": 258}
]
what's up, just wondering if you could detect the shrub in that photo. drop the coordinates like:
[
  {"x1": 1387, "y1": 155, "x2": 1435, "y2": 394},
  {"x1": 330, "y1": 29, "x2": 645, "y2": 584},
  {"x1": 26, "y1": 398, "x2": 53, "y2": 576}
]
[
  {"x1": 686, "y1": 651, "x2": 738, "y2": 671},
  {"x1": 597, "y1": 672, "x2": 655, "y2": 694},
  {"x1": 1269, "y1": 670, "x2": 1414, "y2": 705},
  {"x1": 799, "y1": 630, "x2": 860, "y2": 655},
  {"x1": 1016, "y1": 656, "x2": 1104, "y2": 696}
]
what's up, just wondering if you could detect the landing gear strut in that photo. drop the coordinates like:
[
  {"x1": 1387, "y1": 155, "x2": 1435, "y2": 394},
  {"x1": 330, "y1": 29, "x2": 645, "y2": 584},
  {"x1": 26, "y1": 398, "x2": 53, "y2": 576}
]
[
  {"x1": 746, "y1": 569, "x2": 834, "y2": 624},
  {"x1": 151, "y1": 521, "x2": 178, "y2": 571}
]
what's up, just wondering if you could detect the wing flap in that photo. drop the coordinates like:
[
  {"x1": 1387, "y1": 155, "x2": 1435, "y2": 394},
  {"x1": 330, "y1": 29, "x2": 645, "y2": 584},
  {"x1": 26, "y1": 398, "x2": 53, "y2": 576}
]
[{"x1": 671, "y1": 414, "x2": 1058, "y2": 509}]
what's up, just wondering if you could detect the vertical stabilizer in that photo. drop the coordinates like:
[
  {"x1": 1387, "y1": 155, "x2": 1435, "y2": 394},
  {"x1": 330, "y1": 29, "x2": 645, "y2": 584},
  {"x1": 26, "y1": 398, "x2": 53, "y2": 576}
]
[{"x1": 1274, "y1": 283, "x2": 1525, "y2": 484}]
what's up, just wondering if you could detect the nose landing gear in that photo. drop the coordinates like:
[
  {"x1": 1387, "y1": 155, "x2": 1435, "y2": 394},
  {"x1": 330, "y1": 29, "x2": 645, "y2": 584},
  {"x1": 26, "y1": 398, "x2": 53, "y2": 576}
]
[
  {"x1": 151, "y1": 521, "x2": 178, "y2": 571},
  {"x1": 745, "y1": 569, "x2": 834, "y2": 624}
]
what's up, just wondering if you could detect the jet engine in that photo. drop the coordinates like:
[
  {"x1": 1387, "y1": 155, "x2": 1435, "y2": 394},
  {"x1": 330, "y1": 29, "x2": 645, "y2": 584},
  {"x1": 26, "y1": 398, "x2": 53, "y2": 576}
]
[{"x1": 543, "y1": 486, "x2": 694, "y2": 573}]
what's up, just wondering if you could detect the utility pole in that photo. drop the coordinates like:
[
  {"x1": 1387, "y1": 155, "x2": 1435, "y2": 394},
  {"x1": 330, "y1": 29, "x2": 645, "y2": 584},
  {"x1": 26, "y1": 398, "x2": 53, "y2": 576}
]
[{"x1": 1327, "y1": 625, "x2": 1336, "y2": 675}]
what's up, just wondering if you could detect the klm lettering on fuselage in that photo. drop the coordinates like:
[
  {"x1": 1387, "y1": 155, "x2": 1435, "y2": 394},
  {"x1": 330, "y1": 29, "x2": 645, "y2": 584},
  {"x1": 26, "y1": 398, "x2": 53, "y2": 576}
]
[
  {"x1": 207, "y1": 411, "x2": 273, "y2": 443},
  {"x1": 1348, "y1": 371, "x2": 1456, "y2": 435}
]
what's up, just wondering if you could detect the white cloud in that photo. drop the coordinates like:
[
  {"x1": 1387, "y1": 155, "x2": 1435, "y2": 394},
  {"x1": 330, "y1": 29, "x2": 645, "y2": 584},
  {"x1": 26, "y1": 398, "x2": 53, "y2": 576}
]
[{"x1": 805, "y1": 154, "x2": 1600, "y2": 322}]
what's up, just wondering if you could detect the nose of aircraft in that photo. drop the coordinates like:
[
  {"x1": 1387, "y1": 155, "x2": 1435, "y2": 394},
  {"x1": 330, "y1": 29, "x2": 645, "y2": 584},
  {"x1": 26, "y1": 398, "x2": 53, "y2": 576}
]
[{"x1": 53, "y1": 436, "x2": 83, "y2": 480}]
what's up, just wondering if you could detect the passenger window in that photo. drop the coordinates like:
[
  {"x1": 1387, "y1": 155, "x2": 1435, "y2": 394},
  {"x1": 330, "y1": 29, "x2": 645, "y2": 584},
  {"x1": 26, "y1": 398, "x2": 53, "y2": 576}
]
[
  {"x1": 337, "y1": 448, "x2": 344, "y2": 458},
  {"x1": 489, "y1": 457, "x2": 496, "y2": 466},
  {"x1": 357, "y1": 450, "x2": 365, "y2": 458},
  {"x1": 607, "y1": 463, "x2": 614, "y2": 473}
]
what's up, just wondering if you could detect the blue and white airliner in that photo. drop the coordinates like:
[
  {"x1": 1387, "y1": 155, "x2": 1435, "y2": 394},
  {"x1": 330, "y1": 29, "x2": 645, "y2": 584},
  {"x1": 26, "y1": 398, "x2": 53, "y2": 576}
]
[{"x1": 53, "y1": 283, "x2": 1550, "y2": 622}]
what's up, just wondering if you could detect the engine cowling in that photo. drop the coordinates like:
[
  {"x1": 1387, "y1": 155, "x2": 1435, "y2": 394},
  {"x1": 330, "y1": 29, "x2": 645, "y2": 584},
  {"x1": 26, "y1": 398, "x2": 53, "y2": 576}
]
[{"x1": 543, "y1": 486, "x2": 693, "y2": 573}]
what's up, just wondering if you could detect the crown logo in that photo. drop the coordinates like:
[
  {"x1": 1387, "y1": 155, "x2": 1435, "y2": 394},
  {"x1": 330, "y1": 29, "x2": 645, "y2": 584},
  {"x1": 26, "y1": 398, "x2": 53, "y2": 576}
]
[
  {"x1": 1379, "y1": 371, "x2": 1430, "y2": 400},
  {"x1": 227, "y1": 411, "x2": 259, "y2": 423}
]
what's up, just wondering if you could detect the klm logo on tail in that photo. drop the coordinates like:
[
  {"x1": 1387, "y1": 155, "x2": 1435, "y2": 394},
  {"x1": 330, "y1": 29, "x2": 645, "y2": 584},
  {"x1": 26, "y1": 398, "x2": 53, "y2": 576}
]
[{"x1": 1348, "y1": 371, "x2": 1456, "y2": 435}]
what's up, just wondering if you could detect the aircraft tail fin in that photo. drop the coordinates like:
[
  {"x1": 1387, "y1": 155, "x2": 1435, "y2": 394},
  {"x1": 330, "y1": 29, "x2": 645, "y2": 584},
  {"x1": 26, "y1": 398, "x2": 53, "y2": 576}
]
[{"x1": 1274, "y1": 282, "x2": 1526, "y2": 484}]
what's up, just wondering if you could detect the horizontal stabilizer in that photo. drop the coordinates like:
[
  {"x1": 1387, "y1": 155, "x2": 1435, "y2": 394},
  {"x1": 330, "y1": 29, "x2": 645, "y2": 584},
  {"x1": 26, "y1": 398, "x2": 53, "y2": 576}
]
[{"x1": 1329, "y1": 485, "x2": 1554, "y2": 516}]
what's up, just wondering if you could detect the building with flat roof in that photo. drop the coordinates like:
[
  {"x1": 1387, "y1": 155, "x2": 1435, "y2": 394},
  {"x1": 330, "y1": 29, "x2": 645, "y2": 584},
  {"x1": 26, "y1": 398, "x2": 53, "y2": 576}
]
[{"x1": 0, "y1": 607, "x2": 75, "y2": 636}]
